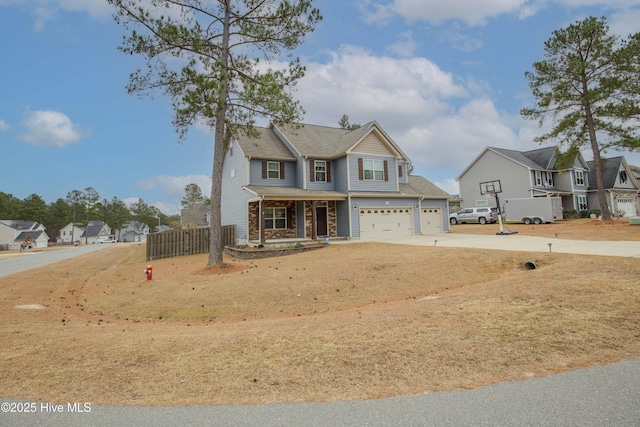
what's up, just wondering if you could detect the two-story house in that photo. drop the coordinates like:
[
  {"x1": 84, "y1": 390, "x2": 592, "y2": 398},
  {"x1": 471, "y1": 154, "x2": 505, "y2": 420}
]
[
  {"x1": 58, "y1": 221, "x2": 111, "y2": 244},
  {"x1": 0, "y1": 220, "x2": 49, "y2": 249},
  {"x1": 586, "y1": 157, "x2": 639, "y2": 217},
  {"x1": 116, "y1": 221, "x2": 150, "y2": 242},
  {"x1": 457, "y1": 146, "x2": 590, "y2": 213},
  {"x1": 221, "y1": 121, "x2": 450, "y2": 245}
]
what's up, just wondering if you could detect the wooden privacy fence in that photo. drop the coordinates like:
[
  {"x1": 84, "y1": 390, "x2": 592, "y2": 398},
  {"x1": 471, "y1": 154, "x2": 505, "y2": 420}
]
[{"x1": 146, "y1": 225, "x2": 236, "y2": 261}]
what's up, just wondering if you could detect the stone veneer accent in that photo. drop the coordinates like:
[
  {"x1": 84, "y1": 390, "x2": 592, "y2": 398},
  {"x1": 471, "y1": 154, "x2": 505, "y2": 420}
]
[{"x1": 249, "y1": 200, "x2": 337, "y2": 241}]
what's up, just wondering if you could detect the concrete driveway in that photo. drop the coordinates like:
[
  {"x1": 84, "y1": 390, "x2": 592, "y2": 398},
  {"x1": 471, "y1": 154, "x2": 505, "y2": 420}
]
[{"x1": 336, "y1": 233, "x2": 640, "y2": 258}]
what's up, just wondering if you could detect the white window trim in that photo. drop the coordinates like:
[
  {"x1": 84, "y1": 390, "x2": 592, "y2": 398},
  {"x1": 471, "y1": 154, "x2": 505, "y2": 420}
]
[
  {"x1": 264, "y1": 207, "x2": 287, "y2": 229},
  {"x1": 364, "y1": 159, "x2": 384, "y2": 181},
  {"x1": 267, "y1": 161, "x2": 280, "y2": 180},
  {"x1": 575, "y1": 170, "x2": 585, "y2": 186},
  {"x1": 315, "y1": 160, "x2": 327, "y2": 182}
]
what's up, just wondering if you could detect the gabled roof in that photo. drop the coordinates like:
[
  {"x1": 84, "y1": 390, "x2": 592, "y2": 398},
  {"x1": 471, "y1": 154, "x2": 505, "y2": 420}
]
[
  {"x1": 586, "y1": 157, "x2": 638, "y2": 189},
  {"x1": 0, "y1": 220, "x2": 39, "y2": 230},
  {"x1": 80, "y1": 221, "x2": 107, "y2": 237},
  {"x1": 234, "y1": 127, "x2": 297, "y2": 161},
  {"x1": 16, "y1": 230, "x2": 46, "y2": 241},
  {"x1": 458, "y1": 146, "x2": 587, "y2": 180},
  {"x1": 234, "y1": 121, "x2": 410, "y2": 161}
]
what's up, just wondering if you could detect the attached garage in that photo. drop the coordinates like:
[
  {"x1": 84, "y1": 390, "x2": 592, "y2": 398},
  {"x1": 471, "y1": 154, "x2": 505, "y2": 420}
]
[
  {"x1": 359, "y1": 207, "x2": 413, "y2": 240},
  {"x1": 420, "y1": 208, "x2": 442, "y2": 234},
  {"x1": 615, "y1": 198, "x2": 637, "y2": 217}
]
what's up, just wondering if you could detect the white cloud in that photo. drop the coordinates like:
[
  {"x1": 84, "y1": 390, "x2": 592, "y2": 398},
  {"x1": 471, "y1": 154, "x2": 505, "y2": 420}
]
[
  {"x1": 0, "y1": 119, "x2": 9, "y2": 131},
  {"x1": 18, "y1": 110, "x2": 86, "y2": 147},
  {"x1": 364, "y1": 0, "x2": 640, "y2": 26},
  {"x1": 434, "y1": 178, "x2": 460, "y2": 195},
  {"x1": 295, "y1": 46, "x2": 545, "y2": 182},
  {"x1": 385, "y1": 31, "x2": 419, "y2": 57},
  {"x1": 136, "y1": 174, "x2": 212, "y2": 200}
]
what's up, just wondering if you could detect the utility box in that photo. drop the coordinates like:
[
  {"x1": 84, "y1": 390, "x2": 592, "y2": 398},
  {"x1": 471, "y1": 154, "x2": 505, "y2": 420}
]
[
  {"x1": 503, "y1": 197, "x2": 563, "y2": 224},
  {"x1": 630, "y1": 217, "x2": 640, "y2": 225}
]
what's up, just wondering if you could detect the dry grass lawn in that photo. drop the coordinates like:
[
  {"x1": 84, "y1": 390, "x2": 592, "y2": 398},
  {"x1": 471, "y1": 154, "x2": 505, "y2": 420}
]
[{"x1": 0, "y1": 219, "x2": 639, "y2": 406}]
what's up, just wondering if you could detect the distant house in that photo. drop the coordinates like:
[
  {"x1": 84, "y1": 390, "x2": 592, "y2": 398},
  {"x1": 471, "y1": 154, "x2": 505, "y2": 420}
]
[
  {"x1": 116, "y1": 221, "x2": 150, "y2": 242},
  {"x1": 586, "y1": 157, "x2": 640, "y2": 217},
  {"x1": 0, "y1": 220, "x2": 49, "y2": 250},
  {"x1": 457, "y1": 146, "x2": 590, "y2": 213},
  {"x1": 58, "y1": 221, "x2": 111, "y2": 244},
  {"x1": 57, "y1": 222, "x2": 84, "y2": 244},
  {"x1": 180, "y1": 204, "x2": 211, "y2": 228}
]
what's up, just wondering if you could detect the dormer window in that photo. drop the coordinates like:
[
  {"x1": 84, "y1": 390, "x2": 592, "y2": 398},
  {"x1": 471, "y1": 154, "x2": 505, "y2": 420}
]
[
  {"x1": 620, "y1": 170, "x2": 628, "y2": 184},
  {"x1": 575, "y1": 170, "x2": 585, "y2": 186}
]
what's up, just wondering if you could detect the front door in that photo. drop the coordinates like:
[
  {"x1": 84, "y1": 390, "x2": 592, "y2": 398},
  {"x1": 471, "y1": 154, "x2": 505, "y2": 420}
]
[{"x1": 316, "y1": 206, "x2": 328, "y2": 236}]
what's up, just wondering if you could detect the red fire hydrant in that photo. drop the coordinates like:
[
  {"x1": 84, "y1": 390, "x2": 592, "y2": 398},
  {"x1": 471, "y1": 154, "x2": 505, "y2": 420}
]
[{"x1": 144, "y1": 264, "x2": 153, "y2": 281}]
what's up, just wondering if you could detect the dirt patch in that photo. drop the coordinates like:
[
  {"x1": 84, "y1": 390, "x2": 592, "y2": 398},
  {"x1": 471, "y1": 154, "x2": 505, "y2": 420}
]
[{"x1": 0, "y1": 219, "x2": 638, "y2": 406}]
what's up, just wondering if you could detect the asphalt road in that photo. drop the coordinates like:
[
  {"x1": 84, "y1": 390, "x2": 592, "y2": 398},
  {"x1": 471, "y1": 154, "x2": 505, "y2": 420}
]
[
  {"x1": 0, "y1": 244, "x2": 115, "y2": 278},
  {"x1": 1, "y1": 238, "x2": 638, "y2": 426},
  {"x1": 2, "y1": 358, "x2": 639, "y2": 426}
]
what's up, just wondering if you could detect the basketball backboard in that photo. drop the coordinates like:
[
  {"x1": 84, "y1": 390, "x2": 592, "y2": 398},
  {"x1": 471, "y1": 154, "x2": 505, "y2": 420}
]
[{"x1": 479, "y1": 180, "x2": 502, "y2": 195}]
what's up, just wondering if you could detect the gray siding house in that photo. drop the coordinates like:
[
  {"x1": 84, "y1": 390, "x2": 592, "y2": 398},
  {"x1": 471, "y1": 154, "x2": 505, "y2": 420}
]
[
  {"x1": 221, "y1": 121, "x2": 450, "y2": 244},
  {"x1": 457, "y1": 146, "x2": 590, "y2": 213},
  {"x1": 586, "y1": 156, "x2": 639, "y2": 217}
]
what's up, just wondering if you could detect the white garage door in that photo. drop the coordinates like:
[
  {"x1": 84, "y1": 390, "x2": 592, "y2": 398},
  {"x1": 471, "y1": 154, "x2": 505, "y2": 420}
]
[
  {"x1": 615, "y1": 199, "x2": 636, "y2": 217},
  {"x1": 359, "y1": 207, "x2": 413, "y2": 240},
  {"x1": 421, "y1": 208, "x2": 442, "y2": 234}
]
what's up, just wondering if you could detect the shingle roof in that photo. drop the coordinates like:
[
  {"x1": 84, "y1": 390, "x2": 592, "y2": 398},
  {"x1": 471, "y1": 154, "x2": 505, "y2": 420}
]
[
  {"x1": 489, "y1": 147, "x2": 558, "y2": 170},
  {"x1": 0, "y1": 220, "x2": 38, "y2": 230},
  {"x1": 586, "y1": 157, "x2": 624, "y2": 189},
  {"x1": 244, "y1": 185, "x2": 347, "y2": 200},
  {"x1": 234, "y1": 127, "x2": 297, "y2": 160},
  {"x1": 235, "y1": 121, "x2": 407, "y2": 160},
  {"x1": 16, "y1": 230, "x2": 44, "y2": 241},
  {"x1": 403, "y1": 175, "x2": 451, "y2": 199}
]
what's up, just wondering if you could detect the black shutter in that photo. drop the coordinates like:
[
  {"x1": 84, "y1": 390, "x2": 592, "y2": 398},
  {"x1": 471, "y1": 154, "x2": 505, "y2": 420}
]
[
  {"x1": 310, "y1": 160, "x2": 315, "y2": 182},
  {"x1": 358, "y1": 158, "x2": 364, "y2": 180},
  {"x1": 383, "y1": 160, "x2": 388, "y2": 181},
  {"x1": 327, "y1": 161, "x2": 331, "y2": 183},
  {"x1": 280, "y1": 162, "x2": 285, "y2": 180},
  {"x1": 262, "y1": 161, "x2": 267, "y2": 179}
]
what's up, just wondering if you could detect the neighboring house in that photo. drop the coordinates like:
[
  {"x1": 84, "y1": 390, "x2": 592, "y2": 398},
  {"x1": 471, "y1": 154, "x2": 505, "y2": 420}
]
[
  {"x1": 221, "y1": 121, "x2": 450, "y2": 245},
  {"x1": 586, "y1": 157, "x2": 640, "y2": 217},
  {"x1": 180, "y1": 204, "x2": 211, "y2": 228},
  {"x1": 154, "y1": 225, "x2": 172, "y2": 233},
  {"x1": 0, "y1": 220, "x2": 49, "y2": 249},
  {"x1": 58, "y1": 221, "x2": 111, "y2": 244},
  {"x1": 116, "y1": 221, "x2": 150, "y2": 242},
  {"x1": 457, "y1": 146, "x2": 590, "y2": 213},
  {"x1": 57, "y1": 222, "x2": 84, "y2": 244}
]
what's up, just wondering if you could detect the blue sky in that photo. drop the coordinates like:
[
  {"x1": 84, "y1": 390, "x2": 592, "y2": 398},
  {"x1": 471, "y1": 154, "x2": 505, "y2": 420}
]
[{"x1": 1, "y1": 0, "x2": 640, "y2": 215}]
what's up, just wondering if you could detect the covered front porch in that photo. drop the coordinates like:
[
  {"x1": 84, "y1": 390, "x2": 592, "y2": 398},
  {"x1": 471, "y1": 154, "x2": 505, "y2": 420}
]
[{"x1": 244, "y1": 185, "x2": 347, "y2": 245}]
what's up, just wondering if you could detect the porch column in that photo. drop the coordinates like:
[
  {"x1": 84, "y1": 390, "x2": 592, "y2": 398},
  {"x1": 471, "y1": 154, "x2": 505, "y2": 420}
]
[
  {"x1": 259, "y1": 199, "x2": 266, "y2": 245},
  {"x1": 311, "y1": 200, "x2": 317, "y2": 240}
]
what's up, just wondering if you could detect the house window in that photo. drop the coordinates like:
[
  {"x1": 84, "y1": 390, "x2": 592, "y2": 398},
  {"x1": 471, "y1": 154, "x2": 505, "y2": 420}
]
[
  {"x1": 577, "y1": 195, "x2": 588, "y2": 211},
  {"x1": 315, "y1": 160, "x2": 327, "y2": 182},
  {"x1": 575, "y1": 170, "x2": 585, "y2": 186},
  {"x1": 545, "y1": 172, "x2": 554, "y2": 187},
  {"x1": 364, "y1": 159, "x2": 385, "y2": 181},
  {"x1": 267, "y1": 162, "x2": 280, "y2": 179},
  {"x1": 534, "y1": 171, "x2": 542, "y2": 186},
  {"x1": 265, "y1": 207, "x2": 286, "y2": 229},
  {"x1": 620, "y1": 170, "x2": 628, "y2": 184}
]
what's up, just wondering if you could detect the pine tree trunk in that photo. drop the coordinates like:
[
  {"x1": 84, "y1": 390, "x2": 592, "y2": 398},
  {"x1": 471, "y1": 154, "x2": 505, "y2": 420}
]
[{"x1": 207, "y1": 1, "x2": 231, "y2": 266}]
